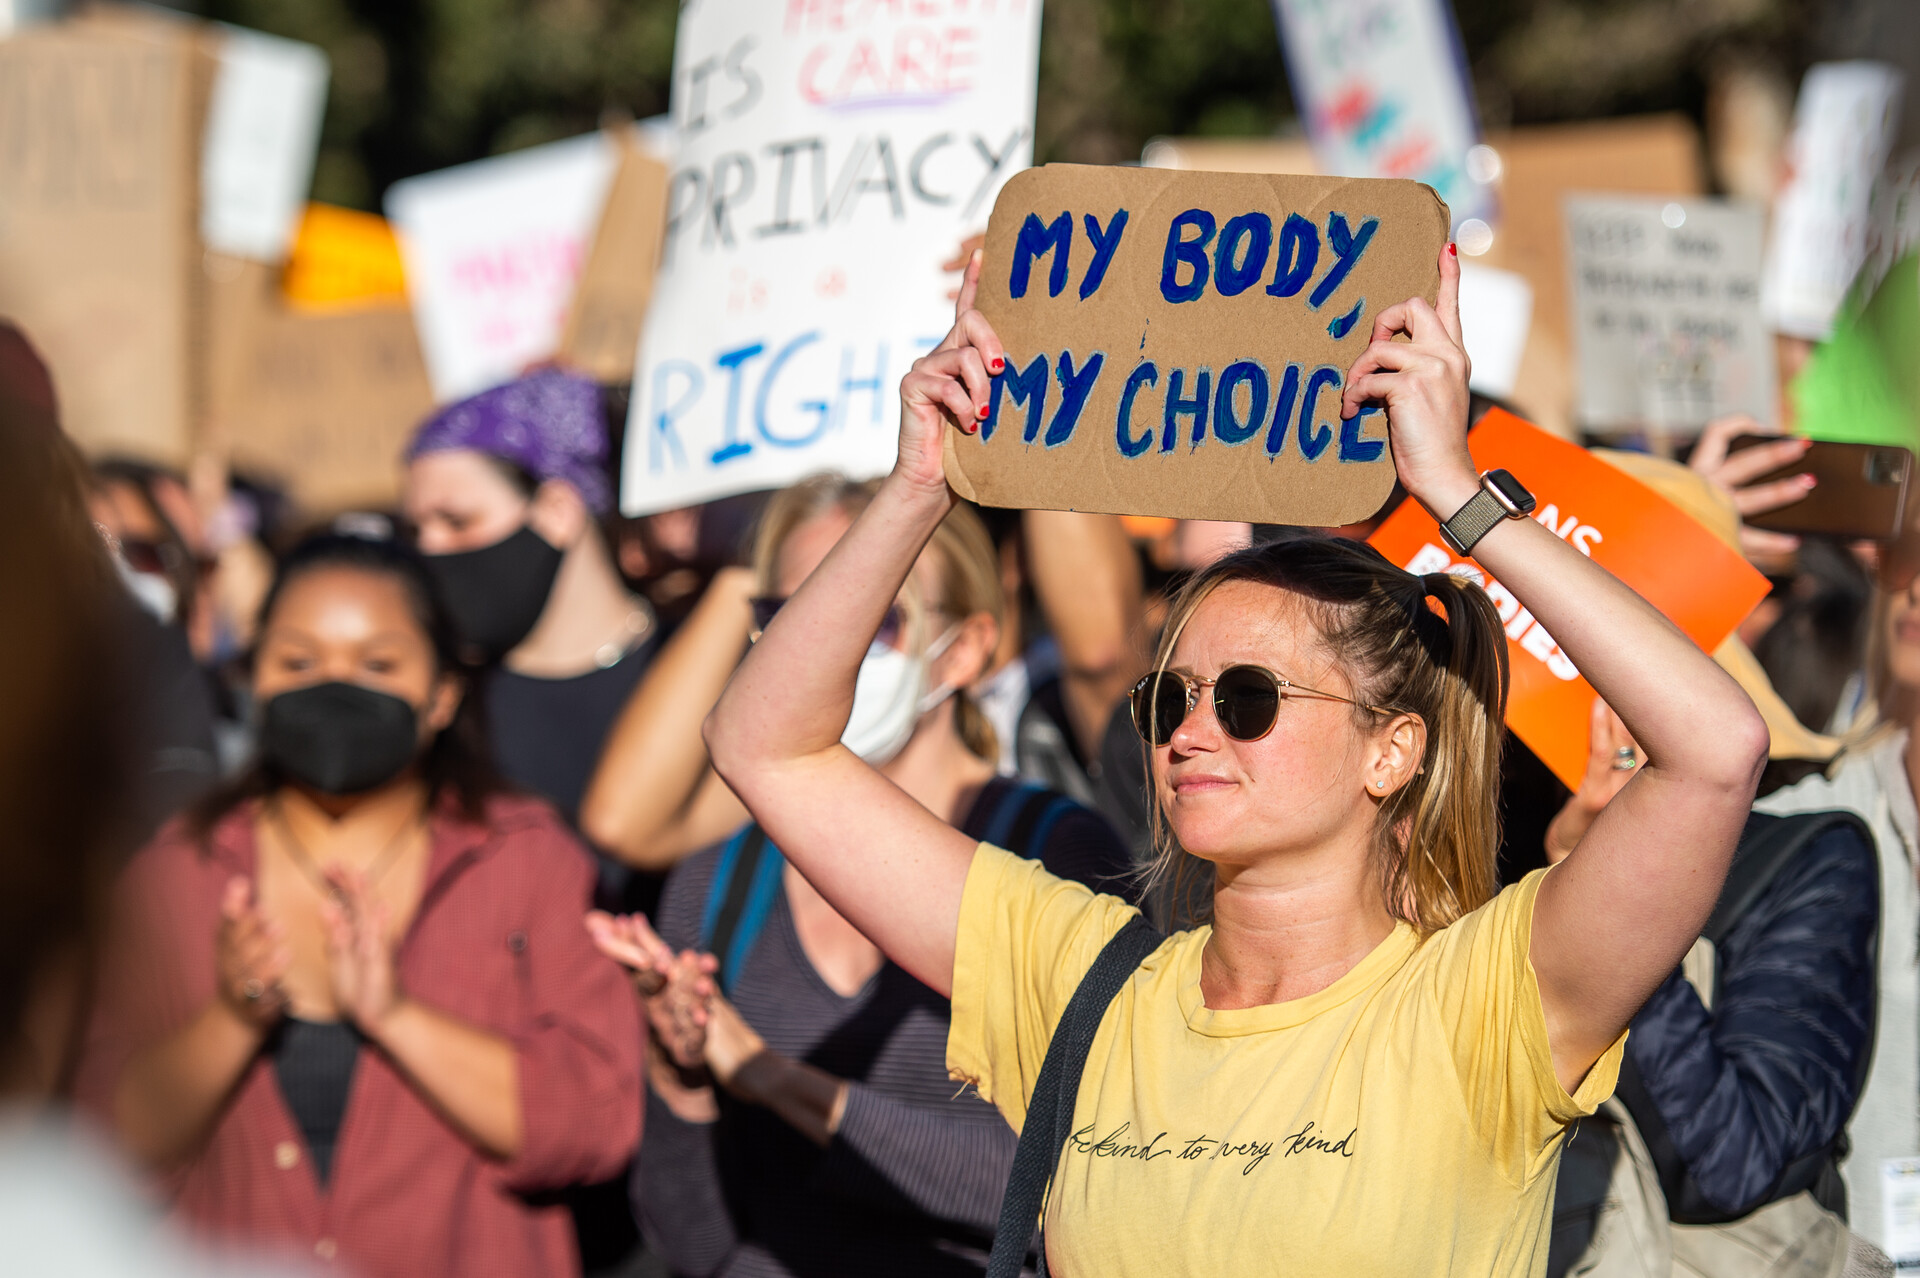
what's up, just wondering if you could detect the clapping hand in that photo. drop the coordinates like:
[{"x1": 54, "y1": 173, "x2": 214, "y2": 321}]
[
  {"x1": 586, "y1": 911, "x2": 719, "y2": 1070},
  {"x1": 321, "y1": 866, "x2": 402, "y2": 1038},
  {"x1": 215, "y1": 876, "x2": 289, "y2": 1030}
]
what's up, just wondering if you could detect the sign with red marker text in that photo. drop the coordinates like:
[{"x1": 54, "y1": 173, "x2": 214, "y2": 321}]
[
  {"x1": 622, "y1": 0, "x2": 1042, "y2": 516},
  {"x1": 1368, "y1": 409, "x2": 1769, "y2": 789}
]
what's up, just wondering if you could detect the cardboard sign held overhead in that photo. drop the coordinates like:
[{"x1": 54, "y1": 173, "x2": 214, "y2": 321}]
[
  {"x1": 558, "y1": 134, "x2": 669, "y2": 383},
  {"x1": 944, "y1": 164, "x2": 1446, "y2": 526},
  {"x1": 386, "y1": 131, "x2": 619, "y2": 399},
  {"x1": 203, "y1": 258, "x2": 434, "y2": 513},
  {"x1": 622, "y1": 0, "x2": 1042, "y2": 517},
  {"x1": 1368, "y1": 409, "x2": 1769, "y2": 790},
  {"x1": 1566, "y1": 195, "x2": 1774, "y2": 434},
  {"x1": 0, "y1": 18, "x2": 201, "y2": 465}
]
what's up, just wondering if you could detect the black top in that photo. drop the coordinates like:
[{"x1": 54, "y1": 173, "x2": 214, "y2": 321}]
[
  {"x1": 635, "y1": 778, "x2": 1132, "y2": 1278},
  {"x1": 484, "y1": 639, "x2": 657, "y2": 910},
  {"x1": 273, "y1": 1018, "x2": 362, "y2": 1189},
  {"x1": 484, "y1": 640, "x2": 655, "y2": 826}
]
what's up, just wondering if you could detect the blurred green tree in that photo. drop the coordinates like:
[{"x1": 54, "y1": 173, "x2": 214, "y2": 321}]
[{"x1": 179, "y1": 0, "x2": 1820, "y2": 208}]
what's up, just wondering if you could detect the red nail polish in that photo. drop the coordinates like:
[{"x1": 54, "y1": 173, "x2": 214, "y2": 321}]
[
  {"x1": 964, "y1": 420, "x2": 978, "y2": 435},
  {"x1": 976, "y1": 404, "x2": 989, "y2": 419},
  {"x1": 1447, "y1": 242, "x2": 1458, "y2": 257},
  {"x1": 990, "y1": 357, "x2": 1004, "y2": 373}
]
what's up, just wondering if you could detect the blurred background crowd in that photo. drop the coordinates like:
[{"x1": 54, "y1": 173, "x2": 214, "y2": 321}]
[{"x1": 4, "y1": 0, "x2": 1920, "y2": 1276}]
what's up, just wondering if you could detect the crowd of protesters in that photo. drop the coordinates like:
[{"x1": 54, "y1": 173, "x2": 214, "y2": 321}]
[{"x1": 0, "y1": 192, "x2": 1915, "y2": 1278}]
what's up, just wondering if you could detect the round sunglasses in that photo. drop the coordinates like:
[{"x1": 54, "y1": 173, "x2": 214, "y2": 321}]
[{"x1": 1129, "y1": 664, "x2": 1391, "y2": 746}]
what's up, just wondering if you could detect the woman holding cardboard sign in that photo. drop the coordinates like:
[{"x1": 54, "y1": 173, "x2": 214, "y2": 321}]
[{"x1": 701, "y1": 244, "x2": 1768, "y2": 1274}]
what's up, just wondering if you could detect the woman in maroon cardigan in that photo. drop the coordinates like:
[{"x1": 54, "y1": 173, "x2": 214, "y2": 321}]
[{"x1": 79, "y1": 533, "x2": 642, "y2": 1278}]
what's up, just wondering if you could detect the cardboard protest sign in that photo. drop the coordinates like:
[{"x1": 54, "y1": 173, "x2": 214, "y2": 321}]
[
  {"x1": 1368, "y1": 408, "x2": 1769, "y2": 789},
  {"x1": 558, "y1": 133, "x2": 669, "y2": 383},
  {"x1": 1139, "y1": 115, "x2": 1708, "y2": 438},
  {"x1": 1565, "y1": 195, "x2": 1774, "y2": 433},
  {"x1": 281, "y1": 203, "x2": 410, "y2": 310},
  {"x1": 621, "y1": 0, "x2": 1042, "y2": 516},
  {"x1": 1271, "y1": 0, "x2": 1493, "y2": 232},
  {"x1": 200, "y1": 25, "x2": 328, "y2": 262},
  {"x1": 387, "y1": 131, "x2": 620, "y2": 399},
  {"x1": 0, "y1": 17, "x2": 201, "y2": 464},
  {"x1": 1763, "y1": 62, "x2": 1905, "y2": 341},
  {"x1": 942, "y1": 164, "x2": 1445, "y2": 526},
  {"x1": 203, "y1": 259, "x2": 433, "y2": 513}
]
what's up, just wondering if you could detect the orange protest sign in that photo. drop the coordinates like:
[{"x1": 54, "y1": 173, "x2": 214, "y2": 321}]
[
  {"x1": 281, "y1": 204, "x2": 409, "y2": 310},
  {"x1": 1367, "y1": 408, "x2": 1769, "y2": 789}
]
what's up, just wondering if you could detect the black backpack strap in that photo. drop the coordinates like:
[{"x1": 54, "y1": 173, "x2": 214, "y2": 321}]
[
  {"x1": 697, "y1": 825, "x2": 777, "y2": 995},
  {"x1": 986, "y1": 914, "x2": 1165, "y2": 1278}
]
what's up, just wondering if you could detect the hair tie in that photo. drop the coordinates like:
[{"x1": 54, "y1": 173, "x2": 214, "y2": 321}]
[{"x1": 1404, "y1": 573, "x2": 1455, "y2": 666}]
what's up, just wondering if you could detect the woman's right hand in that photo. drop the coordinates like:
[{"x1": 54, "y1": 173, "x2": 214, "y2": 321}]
[
  {"x1": 214, "y1": 877, "x2": 288, "y2": 1030},
  {"x1": 895, "y1": 249, "x2": 1006, "y2": 499}
]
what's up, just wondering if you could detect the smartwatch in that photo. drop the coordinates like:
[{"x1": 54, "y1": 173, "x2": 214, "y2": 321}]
[{"x1": 1439, "y1": 469, "x2": 1536, "y2": 557}]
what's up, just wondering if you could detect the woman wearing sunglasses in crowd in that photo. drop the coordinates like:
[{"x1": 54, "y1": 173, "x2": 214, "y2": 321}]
[
  {"x1": 78, "y1": 533, "x2": 642, "y2": 1278},
  {"x1": 586, "y1": 474, "x2": 1133, "y2": 1277},
  {"x1": 699, "y1": 245, "x2": 1768, "y2": 1274}
]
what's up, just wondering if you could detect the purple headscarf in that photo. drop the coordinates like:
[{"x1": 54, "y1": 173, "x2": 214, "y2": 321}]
[{"x1": 406, "y1": 369, "x2": 612, "y2": 514}]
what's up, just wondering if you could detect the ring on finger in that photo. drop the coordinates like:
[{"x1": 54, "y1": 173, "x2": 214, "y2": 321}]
[{"x1": 1611, "y1": 746, "x2": 1639, "y2": 772}]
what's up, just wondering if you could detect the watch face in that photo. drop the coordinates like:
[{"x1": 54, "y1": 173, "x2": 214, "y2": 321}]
[{"x1": 1486, "y1": 469, "x2": 1536, "y2": 516}]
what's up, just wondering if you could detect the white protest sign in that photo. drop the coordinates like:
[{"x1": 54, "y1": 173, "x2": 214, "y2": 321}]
[
  {"x1": 1566, "y1": 195, "x2": 1775, "y2": 433},
  {"x1": 620, "y1": 0, "x2": 1042, "y2": 517},
  {"x1": 1271, "y1": 0, "x2": 1492, "y2": 233},
  {"x1": 386, "y1": 132, "x2": 619, "y2": 400},
  {"x1": 1458, "y1": 261, "x2": 1532, "y2": 399},
  {"x1": 1763, "y1": 62, "x2": 1904, "y2": 340},
  {"x1": 201, "y1": 26, "x2": 329, "y2": 262}
]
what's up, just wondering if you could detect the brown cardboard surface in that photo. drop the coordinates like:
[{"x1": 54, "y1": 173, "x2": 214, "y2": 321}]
[
  {"x1": 0, "y1": 17, "x2": 200, "y2": 464},
  {"x1": 558, "y1": 132, "x2": 668, "y2": 383},
  {"x1": 1137, "y1": 117, "x2": 1705, "y2": 437},
  {"x1": 1476, "y1": 116, "x2": 1705, "y2": 436},
  {"x1": 202, "y1": 258, "x2": 434, "y2": 513},
  {"x1": 943, "y1": 164, "x2": 1445, "y2": 525}
]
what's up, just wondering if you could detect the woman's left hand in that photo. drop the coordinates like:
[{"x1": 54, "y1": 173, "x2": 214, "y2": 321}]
[
  {"x1": 1339, "y1": 242, "x2": 1479, "y2": 516},
  {"x1": 321, "y1": 867, "x2": 402, "y2": 1038}
]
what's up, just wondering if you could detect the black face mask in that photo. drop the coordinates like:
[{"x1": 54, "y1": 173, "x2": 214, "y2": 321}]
[
  {"x1": 424, "y1": 525, "x2": 563, "y2": 665},
  {"x1": 261, "y1": 682, "x2": 422, "y2": 796}
]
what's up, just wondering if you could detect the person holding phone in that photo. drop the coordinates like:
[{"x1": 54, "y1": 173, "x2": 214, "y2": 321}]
[{"x1": 697, "y1": 244, "x2": 1768, "y2": 1273}]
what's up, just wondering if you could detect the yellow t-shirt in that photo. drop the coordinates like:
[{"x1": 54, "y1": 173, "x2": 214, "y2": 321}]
[{"x1": 948, "y1": 844, "x2": 1626, "y2": 1277}]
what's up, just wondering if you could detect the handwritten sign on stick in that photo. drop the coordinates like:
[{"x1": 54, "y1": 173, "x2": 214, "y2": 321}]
[
  {"x1": 1368, "y1": 409, "x2": 1768, "y2": 789},
  {"x1": 944, "y1": 164, "x2": 1447, "y2": 526}
]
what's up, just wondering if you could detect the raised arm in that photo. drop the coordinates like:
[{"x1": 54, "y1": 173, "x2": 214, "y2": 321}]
[
  {"x1": 1022, "y1": 510, "x2": 1145, "y2": 757},
  {"x1": 703, "y1": 256, "x2": 1006, "y2": 998},
  {"x1": 580, "y1": 566, "x2": 754, "y2": 870},
  {"x1": 1341, "y1": 244, "x2": 1768, "y2": 1093}
]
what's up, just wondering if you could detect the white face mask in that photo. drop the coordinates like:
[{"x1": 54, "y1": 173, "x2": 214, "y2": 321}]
[{"x1": 841, "y1": 625, "x2": 962, "y2": 764}]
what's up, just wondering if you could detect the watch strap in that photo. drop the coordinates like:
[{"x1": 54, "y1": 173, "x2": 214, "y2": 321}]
[{"x1": 1440, "y1": 488, "x2": 1509, "y2": 557}]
